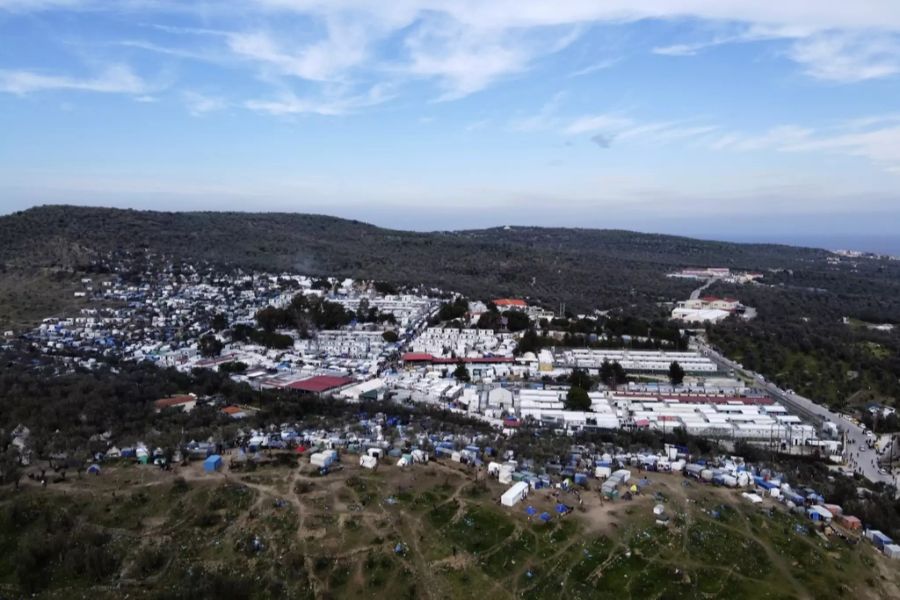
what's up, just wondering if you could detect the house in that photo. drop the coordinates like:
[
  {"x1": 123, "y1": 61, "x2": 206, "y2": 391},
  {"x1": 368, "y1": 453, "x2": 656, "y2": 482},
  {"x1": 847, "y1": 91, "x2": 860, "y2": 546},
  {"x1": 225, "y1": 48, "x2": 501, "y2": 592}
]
[
  {"x1": 671, "y1": 307, "x2": 731, "y2": 324},
  {"x1": 222, "y1": 405, "x2": 248, "y2": 419},
  {"x1": 493, "y1": 299, "x2": 528, "y2": 310},
  {"x1": 154, "y1": 395, "x2": 197, "y2": 413},
  {"x1": 672, "y1": 296, "x2": 745, "y2": 324}
]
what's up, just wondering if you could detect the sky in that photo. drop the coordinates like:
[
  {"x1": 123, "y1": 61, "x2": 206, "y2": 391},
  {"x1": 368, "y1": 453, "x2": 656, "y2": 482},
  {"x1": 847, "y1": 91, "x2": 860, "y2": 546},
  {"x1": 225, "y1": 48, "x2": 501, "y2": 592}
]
[{"x1": 1, "y1": 1, "x2": 900, "y2": 252}]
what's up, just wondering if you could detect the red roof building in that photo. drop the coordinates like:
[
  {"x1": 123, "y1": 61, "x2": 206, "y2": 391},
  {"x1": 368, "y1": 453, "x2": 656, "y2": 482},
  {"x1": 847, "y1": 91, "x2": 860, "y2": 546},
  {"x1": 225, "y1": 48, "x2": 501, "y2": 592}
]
[
  {"x1": 154, "y1": 395, "x2": 197, "y2": 412},
  {"x1": 288, "y1": 375, "x2": 355, "y2": 394},
  {"x1": 222, "y1": 405, "x2": 248, "y2": 419},
  {"x1": 493, "y1": 298, "x2": 528, "y2": 308},
  {"x1": 401, "y1": 353, "x2": 514, "y2": 365}
]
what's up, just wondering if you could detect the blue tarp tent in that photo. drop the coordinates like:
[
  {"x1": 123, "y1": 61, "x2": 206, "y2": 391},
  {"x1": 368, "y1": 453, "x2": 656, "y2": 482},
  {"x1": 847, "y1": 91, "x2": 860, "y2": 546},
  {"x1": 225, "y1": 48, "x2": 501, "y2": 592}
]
[
  {"x1": 556, "y1": 503, "x2": 569, "y2": 514},
  {"x1": 204, "y1": 454, "x2": 222, "y2": 473},
  {"x1": 525, "y1": 506, "x2": 537, "y2": 517},
  {"x1": 539, "y1": 512, "x2": 552, "y2": 522},
  {"x1": 87, "y1": 464, "x2": 101, "y2": 475}
]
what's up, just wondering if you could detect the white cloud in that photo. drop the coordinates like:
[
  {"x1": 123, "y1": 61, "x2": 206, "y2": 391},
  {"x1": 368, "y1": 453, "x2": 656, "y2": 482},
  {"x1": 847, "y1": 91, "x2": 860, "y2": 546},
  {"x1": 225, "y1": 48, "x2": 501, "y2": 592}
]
[
  {"x1": 183, "y1": 91, "x2": 227, "y2": 115},
  {"x1": 787, "y1": 33, "x2": 900, "y2": 82},
  {"x1": 568, "y1": 58, "x2": 620, "y2": 77},
  {"x1": 508, "y1": 91, "x2": 568, "y2": 131},
  {"x1": 785, "y1": 125, "x2": 900, "y2": 170},
  {"x1": 245, "y1": 82, "x2": 393, "y2": 116},
  {"x1": 5, "y1": 0, "x2": 900, "y2": 116},
  {"x1": 227, "y1": 19, "x2": 370, "y2": 82},
  {"x1": 710, "y1": 118, "x2": 900, "y2": 172},
  {"x1": 564, "y1": 114, "x2": 634, "y2": 135},
  {"x1": 0, "y1": 64, "x2": 148, "y2": 95},
  {"x1": 711, "y1": 125, "x2": 814, "y2": 151}
]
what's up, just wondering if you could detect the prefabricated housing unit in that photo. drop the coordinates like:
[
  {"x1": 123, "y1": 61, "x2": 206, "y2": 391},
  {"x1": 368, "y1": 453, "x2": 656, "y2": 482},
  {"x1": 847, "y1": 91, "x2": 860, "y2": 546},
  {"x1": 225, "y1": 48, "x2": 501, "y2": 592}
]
[{"x1": 501, "y1": 481, "x2": 529, "y2": 507}]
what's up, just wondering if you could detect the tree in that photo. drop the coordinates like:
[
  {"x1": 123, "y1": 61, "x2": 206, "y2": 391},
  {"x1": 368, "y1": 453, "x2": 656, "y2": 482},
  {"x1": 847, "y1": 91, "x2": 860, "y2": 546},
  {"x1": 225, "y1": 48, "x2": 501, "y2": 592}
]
[
  {"x1": 668, "y1": 361, "x2": 685, "y2": 386},
  {"x1": 198, "y1": 334, "x2": 223, "y2": 358},
  {"x1": 382, "y1": 330, "x2": 399, "y2": 343},
  {"x1": 599, "y1": 360, "x2": 627, "y2": 389},
  {"x1": 516, "y1": 329, "x2": 546, "y2": 355},
  {"x1": 476, "y1": 311, "x2": 502, "y2": 330},
  {"x1": 0, "y1": 447, "x2": 21, "y2": 488},
  {"x1": 453, "y1": 361, "x2": 471, "y2": 383},
  {"x1": 373, "y1": 281, "x2": 397, "y2": 295},
  {"x1": 504, "y1": 311, "x2": 531, "y2": 332},
  {"x1": 599, "y1": 360, "x2": 614, "y2": 387},
  {"x1": 210, "y1": 313, "x2": 228, "y2": 332},
  {"x1": 612, "y1": 362, "x2": 628, "y2": 386},
  {"x1": 439, "y1": 297, "x2": 469, "y2": 322},
  {"x1": 569, "y1": 368, "x2": 593, "y2": 391},
  {"x1": 256, "y1": 306, "x2": 291, "y2": 332},
  {"x1": 565, "y1": 386, "x2": 591, "y2": 411},
  {"x1": 219, "y1": 361, "x2": 247, "y2": 374}
]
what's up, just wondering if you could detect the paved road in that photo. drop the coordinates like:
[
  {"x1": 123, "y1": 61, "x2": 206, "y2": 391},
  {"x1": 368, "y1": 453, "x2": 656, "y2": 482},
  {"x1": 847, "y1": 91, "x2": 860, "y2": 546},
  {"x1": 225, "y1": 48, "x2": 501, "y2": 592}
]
[
  {"x1": 689, "y1": 277, "x2": 720, "y2": 300},
  {"x1": 695, "y1": 339, "x2": 896, "y2": 489}
]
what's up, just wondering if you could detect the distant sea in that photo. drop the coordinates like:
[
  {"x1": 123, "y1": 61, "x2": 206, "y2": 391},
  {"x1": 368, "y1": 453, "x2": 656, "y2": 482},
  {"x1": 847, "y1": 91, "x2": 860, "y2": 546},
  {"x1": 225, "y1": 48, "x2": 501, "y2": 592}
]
[{"x1": 719, "y1": 234, "x2": 900, "y2": 256}]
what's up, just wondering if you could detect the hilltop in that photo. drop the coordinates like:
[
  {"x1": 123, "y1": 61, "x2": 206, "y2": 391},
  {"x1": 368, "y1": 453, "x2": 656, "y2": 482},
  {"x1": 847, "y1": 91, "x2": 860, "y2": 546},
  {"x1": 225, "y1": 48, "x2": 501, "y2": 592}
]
[{"x1": 2, "y1": 451, "x2": 898, "y2": 599}]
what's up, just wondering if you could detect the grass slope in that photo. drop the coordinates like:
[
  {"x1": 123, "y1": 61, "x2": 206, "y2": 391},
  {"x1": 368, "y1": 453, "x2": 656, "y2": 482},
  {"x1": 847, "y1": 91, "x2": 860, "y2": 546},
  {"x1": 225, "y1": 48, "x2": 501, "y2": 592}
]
[{"x1": 1, "y1": 457, "x2": 897, "y2": 599}]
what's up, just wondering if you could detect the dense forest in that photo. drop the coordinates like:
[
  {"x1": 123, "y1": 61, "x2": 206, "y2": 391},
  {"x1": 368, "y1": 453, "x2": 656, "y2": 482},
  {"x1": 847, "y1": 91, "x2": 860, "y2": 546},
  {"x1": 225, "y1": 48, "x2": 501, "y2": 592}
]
[{"x1": 707, "y1": 277, "x2": 900, "y2": 410}]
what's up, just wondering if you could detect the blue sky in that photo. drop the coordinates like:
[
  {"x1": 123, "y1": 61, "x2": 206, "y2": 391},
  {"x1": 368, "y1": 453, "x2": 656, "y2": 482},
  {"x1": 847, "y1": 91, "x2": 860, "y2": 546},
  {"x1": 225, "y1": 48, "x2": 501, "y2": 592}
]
[{"x1": 1, "y1": 1, "x2": 900, "y2": 248}]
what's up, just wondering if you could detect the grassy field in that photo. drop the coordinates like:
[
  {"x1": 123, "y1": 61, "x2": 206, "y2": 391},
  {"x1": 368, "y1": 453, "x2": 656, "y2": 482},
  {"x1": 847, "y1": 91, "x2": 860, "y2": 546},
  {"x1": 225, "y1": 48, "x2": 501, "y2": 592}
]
[{"x1": 0, "y1": 456, "x2": 897, "y2": 599}]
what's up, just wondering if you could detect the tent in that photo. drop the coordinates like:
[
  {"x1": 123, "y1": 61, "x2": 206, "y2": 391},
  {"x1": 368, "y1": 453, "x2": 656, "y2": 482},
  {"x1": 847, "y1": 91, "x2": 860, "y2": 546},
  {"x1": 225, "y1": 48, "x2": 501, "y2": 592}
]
[
  {"x1": 525, "y1": 506, "x2": 538, "y2": 517},
  {"x1": 539, "y1": 512, "x2": 552, "y2": 522},
  {"x1": 204, "y1": 454, "x2": 223, "y2": 473},
  {"x1": 556, "y1": 503, "x2": 570, "y2": 515},
  {"x1": 87, "y1": 464, "x2": 101, "y2": 475}
]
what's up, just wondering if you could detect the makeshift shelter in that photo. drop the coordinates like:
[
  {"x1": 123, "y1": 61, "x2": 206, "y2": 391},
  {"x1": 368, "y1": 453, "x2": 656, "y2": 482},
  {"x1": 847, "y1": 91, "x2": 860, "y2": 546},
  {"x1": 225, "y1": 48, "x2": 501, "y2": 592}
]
[
  {"x1": 86, "y1": 464, "x2": 101, "y2": 475},
  {"x1": 525, "y1": 506, "x2": 537, "y2": 517},
  {"x1": 539, "y1": 512, "x2": 552, "y2": 523},
  {"x1": 807, "y1": 505, "x2": 833, "y2": 522},
  {"x1": 204, "y1": 454, "x2": 223, "y2": 473}
]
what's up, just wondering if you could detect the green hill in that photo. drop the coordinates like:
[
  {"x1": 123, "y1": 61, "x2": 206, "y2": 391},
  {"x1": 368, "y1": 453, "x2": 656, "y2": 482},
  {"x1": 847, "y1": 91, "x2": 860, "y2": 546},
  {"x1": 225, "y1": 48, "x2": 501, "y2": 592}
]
[{"x1": 0, "y1": 205, "x2": 825, "y2": 318}]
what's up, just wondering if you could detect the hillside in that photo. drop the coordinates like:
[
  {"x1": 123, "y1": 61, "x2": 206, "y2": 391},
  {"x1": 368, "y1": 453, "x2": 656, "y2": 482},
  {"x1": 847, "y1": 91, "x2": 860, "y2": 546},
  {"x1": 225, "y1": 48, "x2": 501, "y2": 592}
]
[
  {"x1": 0, "y1": 205, "x2": 827, "y2": 317},
  {"x1": 2, "y1": 455, "x2": 897, "y2": 599}
]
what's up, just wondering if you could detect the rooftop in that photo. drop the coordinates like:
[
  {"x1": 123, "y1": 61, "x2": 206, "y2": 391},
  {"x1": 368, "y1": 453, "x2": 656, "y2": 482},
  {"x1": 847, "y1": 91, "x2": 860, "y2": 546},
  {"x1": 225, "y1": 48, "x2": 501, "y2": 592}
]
[{"x1": 288, "y1": 375, "x2": 355, "y2": 393}]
